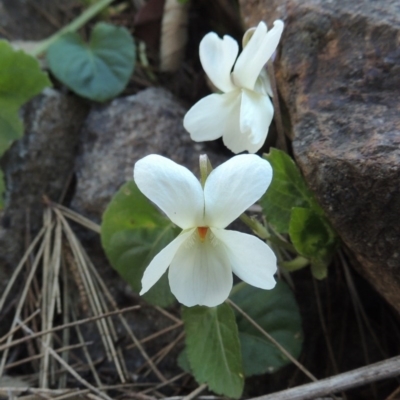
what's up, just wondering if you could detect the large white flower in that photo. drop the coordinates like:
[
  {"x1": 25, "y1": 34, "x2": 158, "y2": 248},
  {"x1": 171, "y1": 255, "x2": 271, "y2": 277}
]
[
  {"x1": 134, "y1": 154, "x2": 277, "y2": 307},
  {"x1": 183, "y1": 20, "x2": 284, "y2": 154}
]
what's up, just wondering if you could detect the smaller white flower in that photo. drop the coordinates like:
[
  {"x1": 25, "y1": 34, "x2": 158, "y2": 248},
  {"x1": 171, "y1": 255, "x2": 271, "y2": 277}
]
[
  {"x1": 183, "y1": 20, "x2": 284, "y2": 154},
  {"x1": 134, "y1": 154, "x2": 277, "y2": 307}
]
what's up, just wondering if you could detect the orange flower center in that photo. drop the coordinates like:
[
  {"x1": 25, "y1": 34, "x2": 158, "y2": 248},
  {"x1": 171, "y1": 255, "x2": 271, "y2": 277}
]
[{"x1": 197, "y1": 226, "x2": 209, "y2": 242}]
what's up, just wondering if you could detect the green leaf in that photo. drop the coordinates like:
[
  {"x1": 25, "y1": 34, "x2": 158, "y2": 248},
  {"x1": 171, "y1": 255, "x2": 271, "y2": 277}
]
[
  {"x1": 183, "y1": 304, "x2": 244, "y2": 399},
  {"x1": 0, "y1": 40, "x2": 51, "y2": 156},
  {"x1": 47, "y1": 22, "x2": 135, "y2": 102},
  {"x1": 260, "y1": 148, "x2": 323, "y2": 233},
  {"x1": 289, "y1": 207, "x2": 338, "y2": 274},
  {"x1": 177, "y1": 349, "x2": 191, "y2": 373},
  {"x1": 311, "y1": 262, "x2": 328, "y2": 280},
  {"x1": 230, "y1": 281, "x2": 303, "y2": 377},
  {"x1": 0, "y1": 170, "x2": 5, "y2": 209},
  {"x1": 101, "y1": 181, "x2": 179, "y2": 307}
]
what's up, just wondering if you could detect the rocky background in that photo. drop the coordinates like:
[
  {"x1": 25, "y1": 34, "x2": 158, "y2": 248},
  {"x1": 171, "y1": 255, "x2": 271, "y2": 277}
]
[{"x1": 0, "y1": 0, "x2": 399, "y2": 398}]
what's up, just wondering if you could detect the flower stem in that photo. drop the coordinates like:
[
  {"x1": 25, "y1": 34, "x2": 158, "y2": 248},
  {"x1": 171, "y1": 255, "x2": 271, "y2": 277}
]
[
  {"x1": 280, "y1": 256, "x2": 310, "y2": 271},
  {"x1": 239, "y1": 214, "x2": 270, "y2": 239},
  {"x1": 240, "y1": 213, "x2": 297, "y2": 253},
  {"x1": 31, "y1": 0, "x2": 117, "y2": 57}
]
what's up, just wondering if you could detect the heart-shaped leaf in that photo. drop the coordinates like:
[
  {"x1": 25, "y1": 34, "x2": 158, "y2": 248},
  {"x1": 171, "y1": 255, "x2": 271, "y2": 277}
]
[
  {"x1": 230, "y1": 281, "x2": 303, "y2": 377},
  {"x1": 101, "y1": 181, "x2": 179, "y2": 307},
  {"x1": 47, "y1": 22, "x2": 135, "y2": 102}
]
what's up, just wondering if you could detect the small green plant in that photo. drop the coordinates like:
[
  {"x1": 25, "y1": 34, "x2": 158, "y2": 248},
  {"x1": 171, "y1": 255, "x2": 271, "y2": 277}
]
[
  {"x1": 0, "y1": 41, "x2": 51, "y2": 207},
  {"x1": 47, "y1": 22, "x2": 136, "y2": 102}
]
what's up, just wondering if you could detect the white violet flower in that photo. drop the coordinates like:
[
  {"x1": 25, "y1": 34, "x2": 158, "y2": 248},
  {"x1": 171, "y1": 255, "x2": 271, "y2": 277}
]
[
  {"x1": 134, "y1": 153, "x2": 277, "y2": 307},
  {"x1": 183, "y1": 20, "x2": 284, "y2": 154}
]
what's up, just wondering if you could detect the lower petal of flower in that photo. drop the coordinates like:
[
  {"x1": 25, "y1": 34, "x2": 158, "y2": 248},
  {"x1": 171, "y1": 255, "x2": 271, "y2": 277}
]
[
  {"x1": 212, "y1": 228, "x2": 277, "y2": 290},
  {"x1": 168, "y1": 231, "x2": 233, "y2": 307},
  {"x1": 140, "y1": 229, "x2": 195, "y2": 295}
]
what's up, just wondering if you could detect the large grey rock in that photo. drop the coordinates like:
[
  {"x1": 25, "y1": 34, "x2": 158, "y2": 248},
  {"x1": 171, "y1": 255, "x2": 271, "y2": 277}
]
[
  {"x1": 72, "y1": 87, "x2": 226, "y2": 221},
  {"x1": 0, "y1": 88, "x2": 89, "y2": 269},
  {"x1": 240, "y1": 0, "x2": 400, "y2": 310}
]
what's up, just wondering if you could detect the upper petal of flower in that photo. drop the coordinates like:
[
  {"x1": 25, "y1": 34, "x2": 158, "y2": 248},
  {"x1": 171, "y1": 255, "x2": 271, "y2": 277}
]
[
  {"x1": 240, "y1": 88, "x2": 274, "y2": 151},
  {"x1": 183, "y1": 90, "x2": 241, "y2": 143},
  {"x1": 232, "y1": 20, "x2": 284, "y2": 91},
  {"x1": 200, "y1": 32, "x2": 238, "y2": 93},
  {"x1": 140, "y1": 229, "x2": 195, "y2": 295},
  {"x1": 212, "y1": 228, "x2": 277, "y2": 289},
  {"x1": 168, "y1": 232, "x2": 233, "y2": 307},
  {"x1": 204, "y1": 154, "x2": 273, "y2": 228},
  {"x1": 134, "y1": 155, "x2": 204, "y2": 229}
]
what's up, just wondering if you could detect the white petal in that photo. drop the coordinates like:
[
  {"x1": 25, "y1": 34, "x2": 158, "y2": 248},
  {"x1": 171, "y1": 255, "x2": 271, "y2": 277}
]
[
  {"x1": 134, "y1": 155, "x2": 204, "y2": 229},
  {"x1": 212, "y1": 228, "x2": 277, "y2": 289},
  {"x1": 240, "y1": 89, "x2": 274, "y2": 149},
  {"x1": 233, "y1": 20, "x2": 284, "y2": 90},
  {"x1": 140, "y1": 229, "x2": 194, "y2": 295},
  {"x1": 254, "y1": 68, "x2": 273, "y2": 97},
  {"x1": 242, "y1": 27, "x2": 256, "y2": 48},
  {"x1": 204, "y1": 154, "x2": 273, "y2": 228},
  {"x1": 183, "y1": 90, "x2": 241, "y2": 142},
  {"x1": 168, "y1": 232, "x2": 233, "y2": 307},
  {"x1": 200, "y1": 32, "x2": 238, "y2": 93}
]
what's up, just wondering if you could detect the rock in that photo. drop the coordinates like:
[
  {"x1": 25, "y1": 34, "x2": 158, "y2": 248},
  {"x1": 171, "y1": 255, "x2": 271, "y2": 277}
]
[
  {"x1": 0, "y1": 88, "x2": 89, "y2": 269},
  {"x1": 239, "y1": 1, "x2": 400, "y2": 310},
  {"x1": 72, "y1": 87, "x2": 226, "y2": 221},
  {"x1": 0, "y1": 0, "x2": 75, "y2": 41}
]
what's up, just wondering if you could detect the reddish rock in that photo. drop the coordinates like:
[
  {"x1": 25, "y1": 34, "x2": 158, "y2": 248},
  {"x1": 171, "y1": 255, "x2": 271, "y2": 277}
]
[{"x1": 240, "y1": 0, "x2": 400, "y2": 310}]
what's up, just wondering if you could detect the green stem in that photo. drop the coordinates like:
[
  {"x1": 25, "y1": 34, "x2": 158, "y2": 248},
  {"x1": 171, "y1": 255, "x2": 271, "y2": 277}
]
[
  {"x1": 268, "y1": 236, "x2": 297, "y2": 253},
  {"x1": 240, "y1": 213, "x2": 297, "y2": 253},
  {"x1": 280, "y1": 256, "x2": 310, "y2": 272},
  {"x1": 239, "y1": 214, "x2": 270, "y2": 240},
  {"x1": 229, "y1": 281, "x2": 247, "y2": 297},
  {"x1": 31, "y1": 0, "x2": 117, "y2": 57}
]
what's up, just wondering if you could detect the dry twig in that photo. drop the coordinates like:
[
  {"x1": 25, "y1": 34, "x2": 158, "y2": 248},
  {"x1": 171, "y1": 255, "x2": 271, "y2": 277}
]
[{"x1": 250, "y1": 355, "x2": 400, "y2": 400}]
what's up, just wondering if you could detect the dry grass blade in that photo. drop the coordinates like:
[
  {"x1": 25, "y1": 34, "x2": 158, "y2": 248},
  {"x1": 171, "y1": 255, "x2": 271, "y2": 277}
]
[
  {"x1": 339, "y1": 250, "x2": 387, "y2": 357},
  {"x1": 139, "y1": 372, "x2": 187, "y2": 395},
  {"x1": 54, "y1": 209, "x2": 126, "y2": 382},
  {"x1": 0, "y1": 225, "x2": 46, "y2": 313},
  {"x1": 312, "y1": 276, "x2": 340, "y2": 375},
  {"x1": 0, "y1": 305, "x2": 139, "y2": 353},
  {"x1": 141, "y1": 331, "x2": 184, "y2": 378},
  {"x1": 182, "y1": 383, "x2": 207, "y2": 400},
  {"x1": 52, "y1": 203, "x2": 101, "y2": 234},
  {"x1": 16, "y1": 320, "x2": 114, "y2": 400},
  {"x1": 0, "y1": 310, "x2": 41, "y2": 343},
  {"x1": 56, "y1": 201, "x2": 175, "y2": 383},
  {"x1": 0, "y1": 232, "x2": 48, "y2": 378},
  {"x1": 41, "y1": 216, "x2": 63, "y2": 388},
  {"x1": 70, "y1": 304, "x2": 102, "y2": 387},
  {"x1": 126, "y1": 322, "x2": 183, "y2": 350},
  {"x1": 86, "y1": 258, "x2": 168, "y2": 383},
  {"x1": 4, "y1": 341, "x2": 93, "y2": 371},
  {"x1": 226, "y1": 299, "x2": 317, "y2": 383}
]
